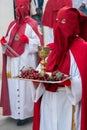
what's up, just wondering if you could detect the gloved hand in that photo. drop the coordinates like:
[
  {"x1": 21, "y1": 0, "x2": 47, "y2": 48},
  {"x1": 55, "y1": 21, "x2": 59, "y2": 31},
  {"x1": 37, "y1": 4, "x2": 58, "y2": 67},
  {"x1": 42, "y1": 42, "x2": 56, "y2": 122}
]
[
  {"x1": 20, "y1": 34, "x2": 29, "y2": 44},
  {"x1": 0, "y1": 36, "x2": 7, "y2": 45}
]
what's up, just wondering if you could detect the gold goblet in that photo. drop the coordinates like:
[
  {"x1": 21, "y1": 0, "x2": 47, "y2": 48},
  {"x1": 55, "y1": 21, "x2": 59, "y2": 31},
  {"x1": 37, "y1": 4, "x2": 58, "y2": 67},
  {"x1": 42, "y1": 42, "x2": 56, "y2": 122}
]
[{"x1": 38, "y1": 46, "x2": 50, "y2": 76}]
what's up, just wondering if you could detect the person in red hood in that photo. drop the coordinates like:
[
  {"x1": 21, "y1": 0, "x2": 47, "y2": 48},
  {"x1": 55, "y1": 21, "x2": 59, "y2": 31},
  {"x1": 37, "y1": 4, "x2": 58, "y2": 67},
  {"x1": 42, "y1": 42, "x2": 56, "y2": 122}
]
[
  {"x1": 0, "y1": 0, "x2": 43, "y2": 126},
  {"x1": 32, "y1": 7, "x2": 87, "y2": 130},
  {"x1": 42, "y1": 0, "x2": 72, "y2": 44}
]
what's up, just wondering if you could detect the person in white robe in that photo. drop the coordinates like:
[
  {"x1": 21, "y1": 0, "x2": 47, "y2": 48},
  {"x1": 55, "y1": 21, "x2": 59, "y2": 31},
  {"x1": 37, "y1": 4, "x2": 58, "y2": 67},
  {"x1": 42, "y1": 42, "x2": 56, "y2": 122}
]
[
  {"x1": 34, "y1": 52, "x2": 82, "y2": 130},
  {"x1": 32, "y1": 7, "x2": 87, "y2": 130},
  {"x1": 0, "y1": 0, "x2": 43, "y2": 126}
]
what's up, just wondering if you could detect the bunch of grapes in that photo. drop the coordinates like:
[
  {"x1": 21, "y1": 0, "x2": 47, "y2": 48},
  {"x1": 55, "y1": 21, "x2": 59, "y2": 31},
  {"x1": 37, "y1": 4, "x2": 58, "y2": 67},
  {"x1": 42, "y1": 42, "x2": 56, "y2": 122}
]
[
  {"x1": 50, "y1": 71, "x2": 67, "y2": 81},
  {"x1": 19, "y1": 67, "x2": 39, "y2": 79},
  {"x1": 18, "y1": 67, "x2": 50, "y2": 80},
  {"x1": 18, "y1": 67, "x2": 68, "y2": 81}
]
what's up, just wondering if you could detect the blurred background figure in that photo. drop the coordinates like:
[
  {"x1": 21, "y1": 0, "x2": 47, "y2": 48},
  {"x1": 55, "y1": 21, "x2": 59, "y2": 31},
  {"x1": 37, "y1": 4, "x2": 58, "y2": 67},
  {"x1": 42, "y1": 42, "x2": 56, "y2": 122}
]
[
  {"x1": 72, "y1": 0, "x2": 87, "y2": 15},
  {"x1": 42, "y1": 0, "x2": 72, "y2": 45},
  {"x1": 30, "y1": 0, "x2": 44, "y2": 28}
]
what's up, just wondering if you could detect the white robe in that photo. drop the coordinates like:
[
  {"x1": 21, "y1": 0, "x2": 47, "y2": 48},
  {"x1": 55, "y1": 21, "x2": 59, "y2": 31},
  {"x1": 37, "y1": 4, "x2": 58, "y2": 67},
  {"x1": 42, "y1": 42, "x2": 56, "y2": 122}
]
[
  {"x1": 34, "y1": 51, "x2": 82, "y2": 130},
  {"x1": 2, "y1": 23, "x2": 41, "y2": 119}
]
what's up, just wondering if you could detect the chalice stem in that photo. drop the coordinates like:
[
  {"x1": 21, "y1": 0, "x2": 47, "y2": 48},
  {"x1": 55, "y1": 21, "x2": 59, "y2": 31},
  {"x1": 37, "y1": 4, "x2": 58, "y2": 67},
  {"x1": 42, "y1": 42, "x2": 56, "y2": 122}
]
[{"x1": 41, "y1": 58, "x2": 46, "y2": 76}]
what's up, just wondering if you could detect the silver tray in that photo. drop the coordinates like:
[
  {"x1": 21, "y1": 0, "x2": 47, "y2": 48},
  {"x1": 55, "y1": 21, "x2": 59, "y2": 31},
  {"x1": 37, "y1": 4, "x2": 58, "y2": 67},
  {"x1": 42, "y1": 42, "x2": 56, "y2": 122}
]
[{"x1": 13, "y1": 76, "x2": 71, "y2": 84}]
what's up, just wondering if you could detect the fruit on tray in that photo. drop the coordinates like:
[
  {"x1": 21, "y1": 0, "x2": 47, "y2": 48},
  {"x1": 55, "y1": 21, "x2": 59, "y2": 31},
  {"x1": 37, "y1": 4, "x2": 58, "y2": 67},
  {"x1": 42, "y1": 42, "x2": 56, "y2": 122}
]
[{"x1": 18, "y1": 67, "x2": 69, "y2": 81}]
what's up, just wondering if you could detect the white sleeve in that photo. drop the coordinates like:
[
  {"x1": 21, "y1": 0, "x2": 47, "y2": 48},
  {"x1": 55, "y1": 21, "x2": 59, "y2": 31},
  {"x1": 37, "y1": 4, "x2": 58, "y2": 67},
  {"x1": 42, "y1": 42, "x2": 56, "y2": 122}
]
[
  {"x1": 25, "y1": 24, "x2": 41, "y2": 53},
  {"x1": 34, "y1": 83, "x2": 45, "y2": 102},
  {"x1": 65, "y1": 51, "x2": 82, "y2": 105},
  {"x1": 35, "y1": 64, "x2": 45, "y2": 102},
  {"x1": 28, "y1": 81, "x2": 45, "y2": 102},
  {"x1": 65, "y1": 75, "x2": 82, "y2": 105}
]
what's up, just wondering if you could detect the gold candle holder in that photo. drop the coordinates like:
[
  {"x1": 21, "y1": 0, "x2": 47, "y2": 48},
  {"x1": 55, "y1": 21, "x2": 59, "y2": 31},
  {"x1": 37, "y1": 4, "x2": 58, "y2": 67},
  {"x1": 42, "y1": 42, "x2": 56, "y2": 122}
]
[{"x1": 38, "y1": 46, "x2": 50, "y2": 76}]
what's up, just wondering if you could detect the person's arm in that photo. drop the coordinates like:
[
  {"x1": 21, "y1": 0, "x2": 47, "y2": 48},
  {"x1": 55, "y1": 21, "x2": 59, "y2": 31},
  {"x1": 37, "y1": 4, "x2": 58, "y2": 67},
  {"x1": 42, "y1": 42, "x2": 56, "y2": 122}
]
[
  {"x1": 0, "y1": 35, "x2": 9, "y2": 54},
  {"x1": 31, "y1": 63, "x2": 45, "y2": 102},
  {"x1": 65, "y1": 51, "x2": 82, "y2": 105},
  {"x1": 34, "y1": 83, "x2": 45, "y2": 102},
  {"x1": 0, "y1": 23, "x2": 16, "y2": 54},
  {"x1": 65, "y1": 75, "x2": 82, "y2": 105},
  {"x1": 25, "y1": 24, "x2": 41, "y2": 53}
]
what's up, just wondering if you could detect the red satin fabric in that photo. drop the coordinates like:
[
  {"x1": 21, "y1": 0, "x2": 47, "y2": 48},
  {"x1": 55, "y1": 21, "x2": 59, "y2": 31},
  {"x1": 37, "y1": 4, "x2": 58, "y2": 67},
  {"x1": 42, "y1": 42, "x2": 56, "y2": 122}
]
[{"x1": 0, "y1": 55, "x2": 11, "y2": 115}]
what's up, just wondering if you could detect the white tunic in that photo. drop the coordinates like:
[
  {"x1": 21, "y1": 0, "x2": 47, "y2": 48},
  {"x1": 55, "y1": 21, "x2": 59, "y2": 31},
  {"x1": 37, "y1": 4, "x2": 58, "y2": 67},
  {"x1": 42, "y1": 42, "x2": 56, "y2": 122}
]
[
  {"x1": 2, "y1": 23, "x2": 41, "y2": 119},
  {"x1": 34, "y1": 51, "x2": 82, "y2": 130}
]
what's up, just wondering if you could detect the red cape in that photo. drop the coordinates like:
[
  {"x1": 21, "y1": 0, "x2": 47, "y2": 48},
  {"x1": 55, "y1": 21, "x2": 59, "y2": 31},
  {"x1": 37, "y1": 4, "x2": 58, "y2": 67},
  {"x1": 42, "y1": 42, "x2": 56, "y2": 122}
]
[
  {"x1": 5, "y1": 17, "x2": 43, "y2": 57},
  {"x1": 70, "y1": 38, "x2": 87, "y2": 130}
]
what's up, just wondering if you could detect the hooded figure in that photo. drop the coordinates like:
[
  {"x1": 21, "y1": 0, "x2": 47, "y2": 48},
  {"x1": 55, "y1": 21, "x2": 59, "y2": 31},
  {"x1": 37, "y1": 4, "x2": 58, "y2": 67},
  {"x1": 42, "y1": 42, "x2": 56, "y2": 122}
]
[
  {"x1": 33, "y1": 7, "x2": 87, "y2": 130},
  {"x1": 42, "y1": 0, "x2": 72, "y2": 28},
  {"x1": 0, "y1": 0, "x2": 43, "y2": 126},
  {"x1": 42, "y1": 0, "x2": 72, "y2": 44}
]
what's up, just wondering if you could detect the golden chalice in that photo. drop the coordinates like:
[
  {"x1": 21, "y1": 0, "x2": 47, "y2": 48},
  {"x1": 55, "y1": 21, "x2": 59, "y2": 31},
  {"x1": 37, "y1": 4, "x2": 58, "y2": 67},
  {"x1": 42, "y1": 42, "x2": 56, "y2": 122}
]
[{"x1": 38, "y1": 46, "x2": 50, "y2": 76}]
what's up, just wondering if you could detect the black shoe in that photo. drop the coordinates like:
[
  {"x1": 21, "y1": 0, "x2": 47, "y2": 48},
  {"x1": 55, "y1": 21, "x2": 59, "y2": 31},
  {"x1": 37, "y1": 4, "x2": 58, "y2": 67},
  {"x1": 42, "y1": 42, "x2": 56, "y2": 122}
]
[{"x1": 17, "y1": 118, "x2": 29, "y2": 126}]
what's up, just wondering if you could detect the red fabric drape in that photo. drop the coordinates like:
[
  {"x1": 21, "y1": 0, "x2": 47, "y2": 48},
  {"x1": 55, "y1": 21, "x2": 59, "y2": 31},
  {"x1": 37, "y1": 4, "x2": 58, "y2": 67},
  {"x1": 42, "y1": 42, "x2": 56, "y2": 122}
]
[
  {"x1": 0, "y1": 55, "x2": 11, "y2": 115},
  {"x1": 70, "y1": 38, "x2": 87, "y2": 130},
  {"x1": 33, "y1": 98, "x2": 41, "y2": 130}
]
